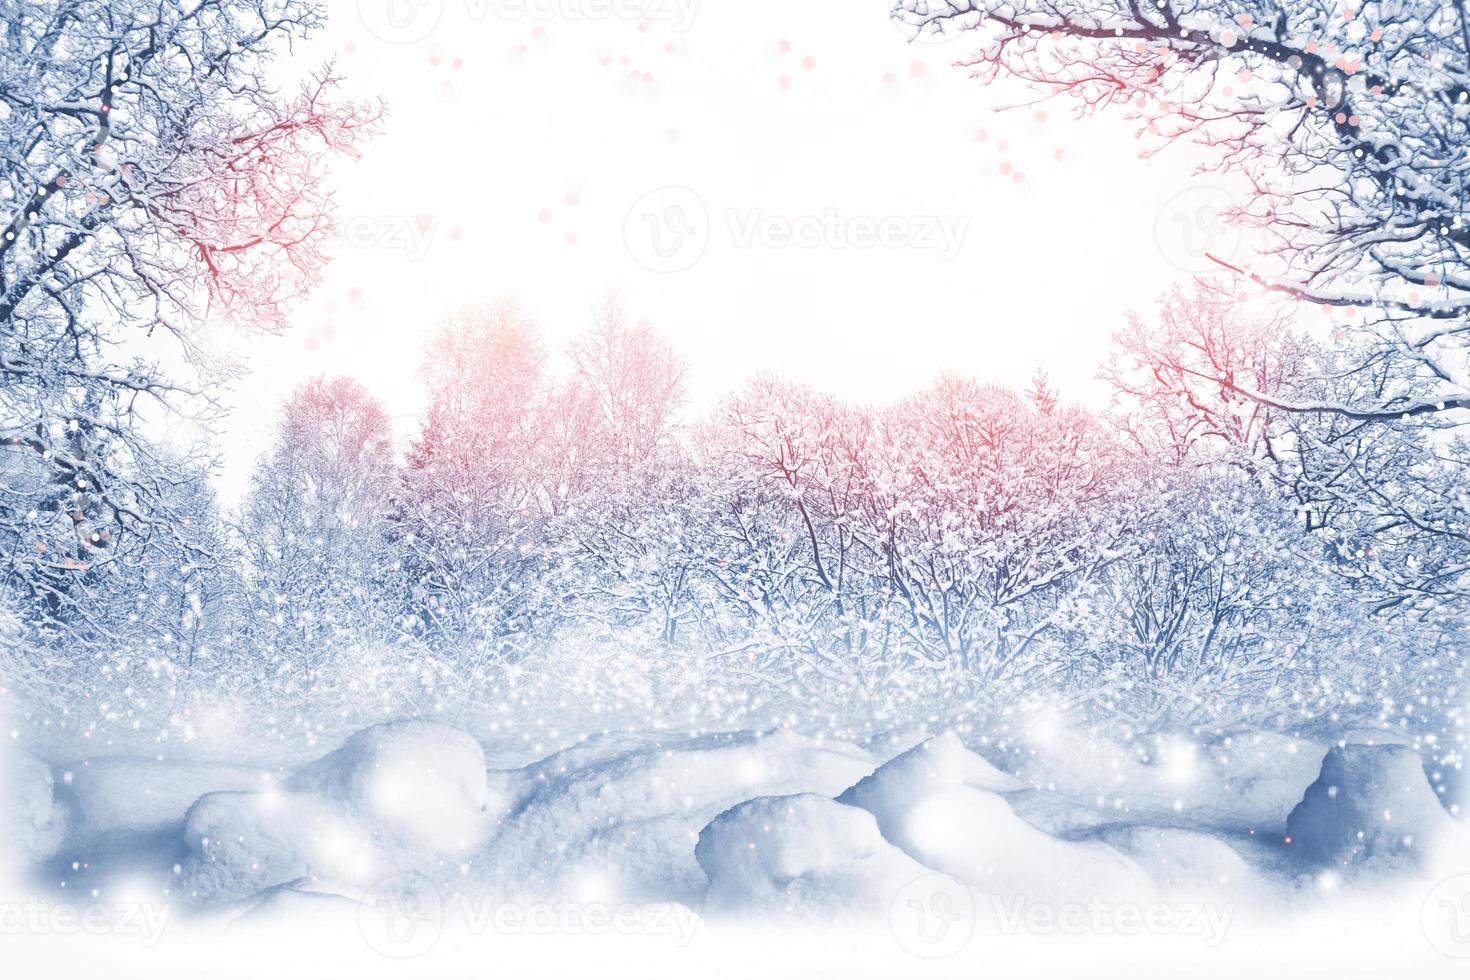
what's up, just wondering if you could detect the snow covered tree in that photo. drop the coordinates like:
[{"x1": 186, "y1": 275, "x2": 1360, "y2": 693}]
[
  {"x1": 897, "y1": 0, "x2": 1469, "y2": 698},
  {"x1": 897, "y1": 0, "x2": 1470, "y2": 414},
  {"x1": 566, "y1": 295, "x2": 687, "y2": 475},
  {"x1": 1110, "y1": 288, "x2": 1469, "y2": 619},
  {"x1": 1081, "y1": 465, "x2": 1323, "y2": 728},
  {"x1": 899, "y1": 0, "x2": 1470, "y2": 548},
  {"x1": 695, "y1": 378, "x2": 888, "y2": 693},
  {"x1": 866, "y1": 377, "x2": 1137, "y2": 685},
  {"x1": 238, "y1": 376, "x2": 400, "y2": 680},
  {"x1": 533, "y1": 298, "x2": 688, "y2": 516},
  {"x1": 537, "y1": 304, "x2": 697, "y2": 652},
  {"x1": 551, "y1": 458, "x2": 712, "y2": 649},
  {"x1": 1, "y1": 0, "x2": 375, "y2": 634},
  {"x1": 4, "y1": 449, "x2": 241, "y2": 711},
  {"x1": 1026, "y1": 369, "x2": 1059, "y2": 416},
  {"x1": 397, "y1": 302, "x2": 552, "y2": 663}
]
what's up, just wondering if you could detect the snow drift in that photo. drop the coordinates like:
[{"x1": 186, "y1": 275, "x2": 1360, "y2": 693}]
[
  {"x1": 179, "y1": 721, "x2": 494, "y2": 903},
  {"x1": 696, "y1": 793, "x2": 940, "y2": 923},
  {"x1": 471, "y1": 729, "x2": 875, "y2": 905},
  {"x1": 837, "y1": 733, "x2": 1152, "y2": 905},
  {"x1": 60, "y1": 757, "x2": 267, "y2": 846},
  {"x1": 172, "y1": 723, "x2": 873, "y2": 909},
  {"x1": 1285, "y1": 743, "x2": 1464, "y2": 873},
  {"x1": 10, "y1": 718, "x2": 1467, "y2": 945},
  {"x1": 1, "y1": 749, "x2": 67, "y2": 873}
]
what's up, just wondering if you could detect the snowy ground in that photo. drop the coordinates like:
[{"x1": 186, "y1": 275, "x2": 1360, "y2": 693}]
[{"x1": 3, "y1": 716, "x2": 1470, "y2": 977}]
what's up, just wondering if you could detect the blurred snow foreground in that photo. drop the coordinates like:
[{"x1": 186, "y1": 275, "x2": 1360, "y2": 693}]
[{"x1": 4, "y1": 720, "x2": 1468, "y2": 945}]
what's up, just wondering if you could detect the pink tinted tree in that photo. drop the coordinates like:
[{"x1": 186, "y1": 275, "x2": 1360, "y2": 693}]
[
  {"x1": 398, "y1": 302, "x2": 551, "y2": 662},
  {"x1": 566, "y1": 295, "x2": 687, "y2": 474},
  {"x1": 868, "y1": 377, "x2": 1138, "y2": 684}
]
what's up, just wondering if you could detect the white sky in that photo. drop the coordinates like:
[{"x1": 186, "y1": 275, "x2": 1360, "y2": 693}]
[{"x1": 215, "y1": 0, "x2": 1223, "y2": 500}]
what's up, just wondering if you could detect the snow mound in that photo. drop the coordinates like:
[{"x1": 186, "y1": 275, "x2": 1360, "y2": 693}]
[
  {"x1": 179, "y1": 721, "x2": 493, "y2": 904},
  {"x1": 180, "y1": 789, "x2": 369, "y2": 902},
  {"x1": 696, "y1": 793, "x2": 939, "y2": 922},
  {"x1": 1, "y1": 750, "x2": 67, "y2": 871},
  {"x1": 474, "y1": 729, "x2": 874, "y2": 906},
  {"x1": 1285, "y1": 743, "x2": 1460, "y2": 872},
  {"x1": 288, "y1": 720, "x2": 491, "y2": 852},
  {"x1": 837, "y1": 734, "x2": 1150, "y2": 904},
  {"x1": 861, "y1": 727, "x2": 939, "y2": 767},
  {"x1": 845, "y1": 731, "x2": 1025, "y2": 797},
  {"x1": 58, "y1": 757, "x2": 267, "y2": 844}
]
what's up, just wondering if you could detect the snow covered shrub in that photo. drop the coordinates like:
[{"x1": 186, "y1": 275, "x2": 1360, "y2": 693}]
[
  {"x1": 545, "y1": 462, "x2": 716, "y2": 651},
  {"x1": 672, "y1": 379, "x2": 898, "y2": 701},
  {"x1": 1070, "y1": 466, "x2": 1334, "y2": 730},
  {"x1": 237, "y1": 377, "x2": 408, "y2": 682},
  {"x1": 1102, "y1": 289, "x2": 1469, "y2": 733},
  {"x1": 596, "y1": 374, "x2": 1152, "y2": 717},
  {"x1": 1112, "y1": 288, "x2": 1470, "y2": 624},
  {"x1": 1, "y1": 449, "x2": 245, "y2": 717}
]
